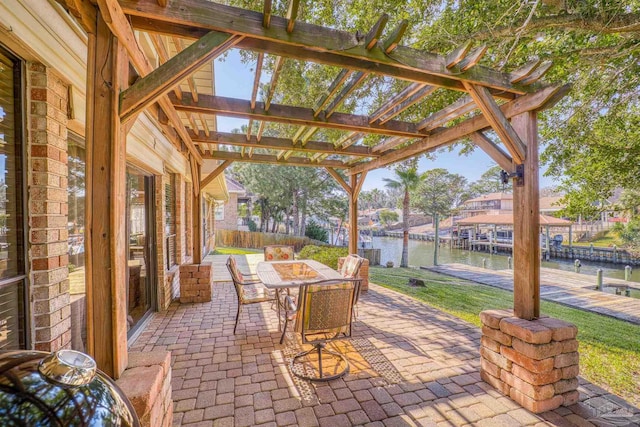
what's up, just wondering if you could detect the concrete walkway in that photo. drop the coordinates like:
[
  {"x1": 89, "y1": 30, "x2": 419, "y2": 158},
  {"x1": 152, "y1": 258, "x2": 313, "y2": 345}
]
[
  {"x1": 131, "y1": 255, "x2": 640, "y2": 426},
  {"x1": 427, "y1": 264, "x2": 640, "y2": 325}
]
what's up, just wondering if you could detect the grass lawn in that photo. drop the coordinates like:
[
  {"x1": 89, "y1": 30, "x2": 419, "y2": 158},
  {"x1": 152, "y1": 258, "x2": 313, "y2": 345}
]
[
  {"x1": 370, "y1": 266, "x2": 640, "y2": 407},
  {"x1": 573, "y1": 230, "x2": 623, "y2": 247},
  {"x1": 210, "y1": 246, "x2": 262, "y2": 255}
]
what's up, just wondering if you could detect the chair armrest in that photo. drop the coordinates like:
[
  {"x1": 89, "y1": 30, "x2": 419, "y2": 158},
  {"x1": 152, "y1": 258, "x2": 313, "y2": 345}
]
[{"x1": 238, "y1": 279, "x2": 263, "y2": 286}]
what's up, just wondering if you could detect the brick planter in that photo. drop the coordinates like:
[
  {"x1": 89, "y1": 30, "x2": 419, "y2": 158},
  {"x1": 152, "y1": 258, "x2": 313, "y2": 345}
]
[
  {"x1": 479, "y1": 309, "x2": 579, "y2": 413},
  {"x1": 116, "y1": 351, "x2": 173, "y2": 427},
  {"x1": 337, "y1": 257, "x2": 369, "y2": 291},
  {"x1": 179, "y1": 263, "x2": 212, "y2": 303}
]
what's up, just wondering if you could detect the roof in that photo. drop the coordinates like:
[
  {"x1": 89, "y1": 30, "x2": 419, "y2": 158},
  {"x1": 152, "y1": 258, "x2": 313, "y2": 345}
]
[
  {"x1": 456, "y1": 214, "x2": 572, "y2": 227},
  {"x1": 539, "y1": 196, "x2": 564, "y2": 211},
  {"x1": 225, "y1": 176, "x2": 246, "y2": 194},
  {"x1": 464, "y1": 192, "x2": 513, "y2": 203}
]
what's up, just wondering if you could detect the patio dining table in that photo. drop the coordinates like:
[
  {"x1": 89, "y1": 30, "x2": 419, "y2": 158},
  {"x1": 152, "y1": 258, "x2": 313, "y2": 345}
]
[{"x1": 255, "y1": 259, "x2": 344, "y2": 332}]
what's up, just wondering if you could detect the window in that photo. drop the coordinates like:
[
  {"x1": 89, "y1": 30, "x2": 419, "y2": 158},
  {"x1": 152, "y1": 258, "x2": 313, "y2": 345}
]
[
  {"x1": 164, "y1": 174, "x2": 176, "y2": 269},
  {"x1": 67, "y1": 134, "x2": 86, "y2": 351},
  {"x1": 0, "y1": 46, "x2": 26, "y2": 349}
]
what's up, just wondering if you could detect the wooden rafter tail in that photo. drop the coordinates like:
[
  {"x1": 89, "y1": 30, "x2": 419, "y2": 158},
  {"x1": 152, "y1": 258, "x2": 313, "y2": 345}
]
[
  {"x1": 292, "y1": 125, "x2": 307, "y2": 143},
  {"x1": 509, "y1": 59, "x2": 542, "y2": 84},
  {"x1": 286, "y1": 0, "x2": 299, "y2": 33},
  {"x1": 263, "y1": 0, "x2": 272, "y2": 28},
  {"x1": 369, "y1": 82, "x2": 425, "y2": 124},
  {"x1": 325, "y1": 71, "x2": 368, "y2": 118},
  {"x1": 378, "y1": 85, "x2": 436, "y2": 124},
  {"x1": 276, "y1": 150, "x2": 286, "y2": 160},
  {"x1": 520, "y1": 61, "x2": 553, "y2": 86},
  {"x1": 301, "y1": 127, "x2": 318, "y2": 145},
  {"x1": 120, "y1": 30, "x2": 238, "y2": 121},
  {"x1": 198, "y1": 113, "x2": 210, "y2": 136},
  {"x1": 457, "y1": 45, "x2": 488, "y2": 72},
  {"x1": 58, "y1": 0, "x2": 97, "y2": 34},
  {"x1": 469, "y1": 132, "x2": 513, "y2": 171},
  {"x1": 246, "y1": 118, "x2": 253, "y2": 140},
  {"x1": 96, "y1": 0, "x2": 202, "y2": 163},
  {"x1": 463, "y1": 82, "x2": 525, "y2": 163},
  {"x1": 313, "y1": 69, "x2": 353, "y2": 117},
  {"x1": 283, "y1": 150, "x2": 294, "y2": 160},
  {"x1": 381, "y1": 19, "x2": 408, "y2": 54},
  {"x1": 251, "y1": 52, "x2": 264, "y2": 110},
  {"x1": 201, "y1": 159, "x2": 232, "y2": 187},
  {"x1": 325, "y1": 167, "x2": 351, "y2": 194},
  {"x1": 416, "y1": 95, "x2": 475, "y2": 131},
  {"x1": 338, "y1": 131, "x2": 363, "y2": 148},
  {"x1": 364, "y1": 14, "x2": 389, "y2": 50},
  {"x1": 265, "y1": 56, "x2": 285, "y2": 111},
  {"x1": 256, "y1": 120, "x2": 266, "y2": 141},
  {"x1": 247, "y1": 147, "x2": 254, "y2": 158},
  {"x1": 446, "y1": 40, "x2": 473, "y2": 69},
  {"x1": 187, "y1": 114, "x2": 199, "y2": 133},
  {"x1": 348, "y1": 85, "x2": 563, "y2": 175}
]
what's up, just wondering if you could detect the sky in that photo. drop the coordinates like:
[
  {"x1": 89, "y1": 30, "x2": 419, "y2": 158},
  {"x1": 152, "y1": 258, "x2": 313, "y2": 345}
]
[{"x1": 213, "y1": 50, "x2": 554, "y2": 192}]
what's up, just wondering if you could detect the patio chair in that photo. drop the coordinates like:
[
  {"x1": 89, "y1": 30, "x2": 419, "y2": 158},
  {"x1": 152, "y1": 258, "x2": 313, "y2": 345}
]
[
  {"x1": 284, "y1": 278, "x2": 361, "y2": 382},
  {"x1": 226, "y1": 256, "x2": 276, "y2": 334},
  {"x1": 339, "y1": 254, "x2": 365, "y2": 318},
  {"x1": 264, "y1": 245, "x2": 295, "y2": 261}
]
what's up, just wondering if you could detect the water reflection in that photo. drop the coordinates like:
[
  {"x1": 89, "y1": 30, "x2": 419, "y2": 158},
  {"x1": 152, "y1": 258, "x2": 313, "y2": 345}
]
[{"x1": 374, "y1": 236, "x2": 640, "y2": 284}]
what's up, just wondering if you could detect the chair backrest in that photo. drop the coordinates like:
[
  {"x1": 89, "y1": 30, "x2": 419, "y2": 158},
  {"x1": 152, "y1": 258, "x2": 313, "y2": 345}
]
[
  {"x1": 339, "y1": 254, "x2": 364, "y2": 279},
  {"x1": 226, "y1": 256, "x2": 245, "y2": 301},
  {"x1": 264, "y1": 245, "x2": 294, "y2": 261},
  {"x1": 294, "y1": 279, "x2": 360, "y2": 344}
]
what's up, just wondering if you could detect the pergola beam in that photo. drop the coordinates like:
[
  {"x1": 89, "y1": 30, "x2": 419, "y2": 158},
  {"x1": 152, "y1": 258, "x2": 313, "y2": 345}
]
[
  {"x1": 171, "y1": 93, "x2": 426, "y2": 138},
  {"x1": 204, "y1": 150, "x2": 350, "y2": 168},
  {"x1": 377, "y1": 85, "x2": 437, "y2": 124},
  {"x1": 416, "y1": 95, "x2": 476, "y2": 131},
  {"x1": 469, "y1": 132, "x2": 514, "y2": 171},
  {"x1": 201, "y1": 159, "x2": 233, "y2": 187},
  {"x1": 348, "y1": 84, "x2": 568, "y2": 174},
  {"x1": 464, "y1": 82, "x2": 526, "y2": 163},
  {"x1": 191, "y1": 130, "x2": 376, "y2": 157},
  {"x1": 325, "y1": 167, "x2": 351, "y2": 194},
  {"x1": 120, "y1": 0, "x2": 540, "y2": 97},
  {"x1": 120, "y1": 31, "x2": 238, "y2": 121}
]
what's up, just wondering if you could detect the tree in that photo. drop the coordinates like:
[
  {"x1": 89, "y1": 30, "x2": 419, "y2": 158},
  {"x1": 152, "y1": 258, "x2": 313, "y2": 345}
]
[
  {"x1": 383, "y1": 166, "x2": 423, "y2": 267},
  {"x1": 379, "y1": 209, "x2": 399, "y2": 227},
  {"x1": 413, "y1": 169, "x2": 468, "y2": 219},
  {"x1": 466, "y1": 165, "x2": 511, "y2": 199}
]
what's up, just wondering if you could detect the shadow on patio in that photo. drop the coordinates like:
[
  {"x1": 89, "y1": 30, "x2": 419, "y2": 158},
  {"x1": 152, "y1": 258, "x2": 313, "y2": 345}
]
[{"x1": 131, "y1": 255, "x2": 640, "y2": 427}]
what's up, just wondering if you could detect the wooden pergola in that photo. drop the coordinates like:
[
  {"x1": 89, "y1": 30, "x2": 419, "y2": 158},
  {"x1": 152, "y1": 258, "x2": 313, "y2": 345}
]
[{"x1": 59, "y1": 0, "x2": 569, "y2": 377}]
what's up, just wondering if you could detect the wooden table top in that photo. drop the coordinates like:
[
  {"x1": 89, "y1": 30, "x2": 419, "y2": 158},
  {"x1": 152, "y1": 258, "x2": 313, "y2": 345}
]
[{"x1": 255, "y1": 259, "x2": 343, "y2": 289}]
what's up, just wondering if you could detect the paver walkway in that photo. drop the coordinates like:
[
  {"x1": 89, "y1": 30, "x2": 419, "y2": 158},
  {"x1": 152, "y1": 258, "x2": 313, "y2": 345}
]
[
  {"x1": 427, "y1": 264, "x2": 640, "y2": 324},
  {"x1": 131, "y1": 256, "x2": 640, "y2": 426}
]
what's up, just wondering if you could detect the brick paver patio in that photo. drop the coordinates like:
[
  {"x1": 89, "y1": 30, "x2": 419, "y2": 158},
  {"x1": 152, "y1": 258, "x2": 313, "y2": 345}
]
[{"x1": 130, "y1": 257, "x2": 640, "y2": 426}]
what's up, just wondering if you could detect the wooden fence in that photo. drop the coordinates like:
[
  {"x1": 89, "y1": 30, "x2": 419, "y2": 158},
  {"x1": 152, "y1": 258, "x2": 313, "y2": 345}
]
[{"x1": 215, "y1": 230, "x2": 327, "y2": 252}]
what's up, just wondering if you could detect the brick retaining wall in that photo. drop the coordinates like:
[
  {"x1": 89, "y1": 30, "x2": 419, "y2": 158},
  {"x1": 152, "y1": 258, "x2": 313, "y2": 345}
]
[{"x1": 480, "y1": 309, "x2": 579, "y2": 413}]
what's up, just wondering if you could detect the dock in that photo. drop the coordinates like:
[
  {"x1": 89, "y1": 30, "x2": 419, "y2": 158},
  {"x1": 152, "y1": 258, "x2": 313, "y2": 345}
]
[{"x1": 426, "y1": 263, "x2": 640, "y2": 324}]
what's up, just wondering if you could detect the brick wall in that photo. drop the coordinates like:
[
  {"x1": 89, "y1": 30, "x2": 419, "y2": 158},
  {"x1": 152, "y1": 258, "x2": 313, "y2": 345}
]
[
  {"x1": 217, "y1": 193, "x2": 239, "y2": 230},
  {"x1": 27, "y1": 63, "x2": 72, "y2": 351}
]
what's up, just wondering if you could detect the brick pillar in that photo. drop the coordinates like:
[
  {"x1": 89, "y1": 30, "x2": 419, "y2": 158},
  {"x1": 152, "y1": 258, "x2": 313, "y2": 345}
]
[
  {"x1": 480, "y1": 310, "x2": 579, "y2": 413},
  {"x1": 179, "y1": 263, "x2": 212, "y2": 303},
  {"x1": 27, "y1": 63, "x2": 71, "y2": 351}
]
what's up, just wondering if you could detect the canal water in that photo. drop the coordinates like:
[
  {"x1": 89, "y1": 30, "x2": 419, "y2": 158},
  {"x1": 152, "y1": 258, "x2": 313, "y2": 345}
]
[{"x1": 374, "y1": 236, "x2": 640, "y2": 285}]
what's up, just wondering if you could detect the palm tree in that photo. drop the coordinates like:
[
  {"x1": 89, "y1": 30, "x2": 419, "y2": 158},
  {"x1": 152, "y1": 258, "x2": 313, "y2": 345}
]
[{"x1": 383, "y1": 167, "x2": 423, "y2": 267}]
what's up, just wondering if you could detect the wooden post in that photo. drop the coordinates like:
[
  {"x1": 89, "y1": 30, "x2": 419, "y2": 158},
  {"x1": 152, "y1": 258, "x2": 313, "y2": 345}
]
[
  {"x1": 192, "y1": 162, "x2": 203, "y2": 263},
  {"x1": 512, "y1": 111, "x2": 540, "y2": 320},
  {"x1": 85, "y1": 14, "x2": 129, "y2": 378},
  {"x1": 349, "y1": 174, "x2": 359, "y2": 254}
]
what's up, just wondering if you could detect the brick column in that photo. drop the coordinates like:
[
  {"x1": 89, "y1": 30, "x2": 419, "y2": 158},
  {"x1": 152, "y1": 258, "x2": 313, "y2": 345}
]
[
  {"x1": 480, "y1": 310, "x2": 579, "y2": 413},
  {"x1": 27, "y1": 63, "x2": 71, "y2": 351},
  {"x1": 179, "y1": 263, "x2": 212, "y2": 303}
]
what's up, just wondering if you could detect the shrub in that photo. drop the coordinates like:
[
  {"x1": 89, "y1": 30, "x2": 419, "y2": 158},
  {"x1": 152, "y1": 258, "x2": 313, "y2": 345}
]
[
  {"x1": 247, "y1": 218, "x2": 258, "y2": 232},
  {"x1": 304, "y1": 219, "x2": 328, "y2": 242},
  {"x1": 298, "y1": 245, "x2": 348, "y2": 270}
]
